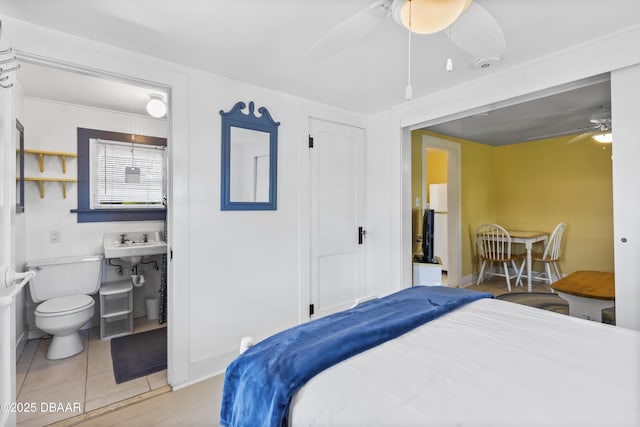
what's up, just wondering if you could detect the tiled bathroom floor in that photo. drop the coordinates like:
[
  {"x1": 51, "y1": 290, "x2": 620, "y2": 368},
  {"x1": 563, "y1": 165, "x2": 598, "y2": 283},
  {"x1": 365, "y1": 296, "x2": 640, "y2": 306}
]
[{"x1": 16, "y1": 318, "x2": 168, "y2": 427}]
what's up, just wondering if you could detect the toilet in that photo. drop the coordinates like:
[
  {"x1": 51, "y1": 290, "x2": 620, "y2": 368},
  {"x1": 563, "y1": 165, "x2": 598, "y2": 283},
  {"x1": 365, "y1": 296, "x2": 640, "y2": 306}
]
[{"x1": 26, "y1": 255, "x2": 103, "y2": 360}]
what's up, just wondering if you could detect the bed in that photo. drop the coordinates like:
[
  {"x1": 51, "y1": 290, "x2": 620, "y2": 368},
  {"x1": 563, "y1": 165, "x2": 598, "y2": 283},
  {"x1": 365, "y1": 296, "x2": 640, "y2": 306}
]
[{"x1": 220, "y1": 286, "x2": 640, "y2": 427}]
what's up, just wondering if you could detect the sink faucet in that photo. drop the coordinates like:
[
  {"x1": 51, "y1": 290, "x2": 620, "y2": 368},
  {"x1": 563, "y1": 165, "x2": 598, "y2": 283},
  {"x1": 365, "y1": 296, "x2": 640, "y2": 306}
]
[
  {"x1": 120, "y1": 234, "x2": 127, "y2": 244},
  {"x1": 143, "y1": 233, "x2": 148, "y2": 243}
]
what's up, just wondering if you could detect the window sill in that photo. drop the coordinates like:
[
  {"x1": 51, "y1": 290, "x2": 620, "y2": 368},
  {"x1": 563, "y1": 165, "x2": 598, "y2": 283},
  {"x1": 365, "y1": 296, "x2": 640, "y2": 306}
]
[{"x1": 72, "y1": 208, "x2": 166, "y2": 223}]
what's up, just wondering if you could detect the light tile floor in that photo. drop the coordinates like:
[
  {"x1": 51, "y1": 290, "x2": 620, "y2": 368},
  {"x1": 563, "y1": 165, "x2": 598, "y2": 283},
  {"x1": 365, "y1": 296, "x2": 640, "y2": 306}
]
[
  {"x1": 72, "y1": 374, "x2": 224, "y2": 427},
  {"x1": 16, "y1": 318, "x2": 167, "y2": 427}
]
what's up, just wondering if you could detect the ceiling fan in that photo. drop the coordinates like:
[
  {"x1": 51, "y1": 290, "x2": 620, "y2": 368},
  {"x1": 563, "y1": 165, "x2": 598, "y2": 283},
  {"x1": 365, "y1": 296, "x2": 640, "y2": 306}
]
[
  {"x1": 568, "y1": 112, "x2": 612, "y2": 144},
  {"x1": 526, "y1": 106, "x2": 613, "y2": 144},
  {"x1": 305, "y1": 0, "x2": 506, "y2": 67}
]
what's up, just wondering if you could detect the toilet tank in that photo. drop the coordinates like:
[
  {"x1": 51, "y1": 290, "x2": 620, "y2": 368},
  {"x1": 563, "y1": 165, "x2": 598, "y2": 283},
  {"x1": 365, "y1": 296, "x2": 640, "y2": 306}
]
[{"x1": 25, "y1": 255, "x2": 104, "y2": 303}]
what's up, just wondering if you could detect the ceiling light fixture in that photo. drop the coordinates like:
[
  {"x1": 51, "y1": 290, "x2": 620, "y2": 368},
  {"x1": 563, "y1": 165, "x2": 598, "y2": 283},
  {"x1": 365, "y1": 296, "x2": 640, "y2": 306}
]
[
  {"x1": 146, "y1": 94, "x2": 167, "y2": 118},
  {"x1": 392, "y1": 0, "x2": 470, "y2": 35},
  {"x1": 592, "y1": 132, "x2": 613, "y2": 143}
]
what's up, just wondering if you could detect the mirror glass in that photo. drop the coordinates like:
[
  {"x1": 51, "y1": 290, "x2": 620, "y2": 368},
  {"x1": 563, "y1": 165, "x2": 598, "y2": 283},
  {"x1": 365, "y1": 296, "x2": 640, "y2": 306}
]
[
  {"x1": 220, "y1": 101, "x2": 279, "y2": 210},
  {"x1": 229, "y1": 127, "x2": 270, "y2": 202},
  {"x1": 16, "y1": 119, "x2": 24, "y2": 213}
]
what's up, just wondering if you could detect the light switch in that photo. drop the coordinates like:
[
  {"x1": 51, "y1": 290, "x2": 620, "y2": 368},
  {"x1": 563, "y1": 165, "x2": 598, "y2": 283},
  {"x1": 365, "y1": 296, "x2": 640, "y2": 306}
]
[{"x1": 50, "y1": 230, "x2": 61, "y2": 244}]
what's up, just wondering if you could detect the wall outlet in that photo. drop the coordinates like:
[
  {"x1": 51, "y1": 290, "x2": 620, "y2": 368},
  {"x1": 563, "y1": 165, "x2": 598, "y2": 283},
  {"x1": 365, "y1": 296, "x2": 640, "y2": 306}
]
[{"x1": 50, "y1": 230, "x2": 61, "y2": 244}]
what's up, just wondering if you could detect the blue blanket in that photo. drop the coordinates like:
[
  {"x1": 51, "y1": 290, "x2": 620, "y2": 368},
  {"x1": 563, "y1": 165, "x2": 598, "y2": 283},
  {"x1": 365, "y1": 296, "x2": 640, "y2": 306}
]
[{"x1": 220, "y1": 286, "x2": 492, "y2": 427}]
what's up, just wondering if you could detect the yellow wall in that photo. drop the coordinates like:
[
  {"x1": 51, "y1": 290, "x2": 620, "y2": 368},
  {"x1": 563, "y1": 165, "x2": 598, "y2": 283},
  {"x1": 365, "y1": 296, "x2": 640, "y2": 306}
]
[
  {"x1": 426, "y1": 148, "x2": 447, "y2": 203},
  {"x1": 412, "y1": 130, "x2": 614, "y2": 280},
  {"x1": 426, "y1": 149, "x2": 448, "y2": 184},
  {"x1": 494, "y1": 137, "x2": 614, "y2": 273}
]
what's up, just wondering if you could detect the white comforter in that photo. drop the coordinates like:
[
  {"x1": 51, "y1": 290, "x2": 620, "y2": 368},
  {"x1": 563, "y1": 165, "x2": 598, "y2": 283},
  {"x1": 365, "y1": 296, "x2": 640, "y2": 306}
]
[{"x1": 290, "y1": 298, "x2": 640, "y2": 427}]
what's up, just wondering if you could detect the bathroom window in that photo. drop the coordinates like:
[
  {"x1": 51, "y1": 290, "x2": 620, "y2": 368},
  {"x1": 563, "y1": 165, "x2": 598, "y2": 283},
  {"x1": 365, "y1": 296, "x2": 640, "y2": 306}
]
[
  {"x1": 91, "y1": 139, "x2": 166, "y2": 209},
  {"x1": 74, "y1": 128, "x2": 167, "y2": 223}
]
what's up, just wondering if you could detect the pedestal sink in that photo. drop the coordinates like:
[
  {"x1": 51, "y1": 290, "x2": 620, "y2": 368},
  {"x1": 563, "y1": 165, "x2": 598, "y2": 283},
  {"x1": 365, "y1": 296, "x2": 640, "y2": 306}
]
[{"x1": 103, "y1": 231, "x2": 167, "y2": 265}]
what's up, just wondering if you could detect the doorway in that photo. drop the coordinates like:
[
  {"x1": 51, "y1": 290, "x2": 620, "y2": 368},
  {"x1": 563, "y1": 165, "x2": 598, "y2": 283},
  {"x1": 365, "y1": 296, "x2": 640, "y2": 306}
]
[
  {"x1": 12, "y1": 56, "x2": 173, "y2": 424},
  {"x1": 402, "y1": 75, "x2": 613, "y2": 291},
  {"x1": 412, "y1": 134, "x2": 461, "y2": 286}
]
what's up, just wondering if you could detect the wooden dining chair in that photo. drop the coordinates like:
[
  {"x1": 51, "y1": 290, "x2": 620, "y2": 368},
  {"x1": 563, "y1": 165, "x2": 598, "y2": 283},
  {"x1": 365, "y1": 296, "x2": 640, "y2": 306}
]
[
  {"x1": 475, "y1": 224, "x2": 522, "y2": 292},
  {"x1": 519, "y1": 222, "x2": 565, "y2": 285}
]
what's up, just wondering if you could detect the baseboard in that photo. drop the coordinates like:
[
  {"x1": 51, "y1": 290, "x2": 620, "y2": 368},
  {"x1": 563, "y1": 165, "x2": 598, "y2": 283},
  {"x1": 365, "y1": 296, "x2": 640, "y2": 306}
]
[
  {"x1": 16, "y1": 330, "x2": 27, "y2": 360},
  {"x1": 171, "y1": 348, "x2": 236, "y2": 391},
  {"x1": 459, "y1": 274, "x2": 476, "y2": 288},
  {"x1": 172, "y1": 369, "x2": 226, "y2": 391},
  {"x1": 27, "y1": 328, "x2": 45, "y2": 340}
]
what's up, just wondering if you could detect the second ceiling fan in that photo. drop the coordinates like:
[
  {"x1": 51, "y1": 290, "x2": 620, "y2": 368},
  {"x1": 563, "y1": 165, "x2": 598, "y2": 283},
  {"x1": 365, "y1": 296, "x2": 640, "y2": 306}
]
[{"x1": 525, "y1": 105, "x2": 613, "y2": 144}]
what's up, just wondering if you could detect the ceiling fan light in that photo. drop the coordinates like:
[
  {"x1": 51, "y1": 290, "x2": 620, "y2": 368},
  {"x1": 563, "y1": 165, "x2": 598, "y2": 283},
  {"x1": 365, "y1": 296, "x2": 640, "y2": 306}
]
[
  {"x1": 592, "y1": 132, "x2": 613, "y2": 143},
  {"x1": 146, "y1": 94, "x2": 167, "y2": 118},
  {"x1": 394, "y1": 0, "x2": 468, "y2": 34}
]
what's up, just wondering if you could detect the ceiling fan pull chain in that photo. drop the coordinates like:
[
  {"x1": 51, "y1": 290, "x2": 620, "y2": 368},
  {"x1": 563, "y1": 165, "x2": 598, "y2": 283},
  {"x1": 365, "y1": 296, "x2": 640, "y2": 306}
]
[
  {"x1": 446, "y1": 27, "x2": 454, "y2": 72},
  {"x1": 405, "y1": 0, "x2": 413, "y2": 100}
]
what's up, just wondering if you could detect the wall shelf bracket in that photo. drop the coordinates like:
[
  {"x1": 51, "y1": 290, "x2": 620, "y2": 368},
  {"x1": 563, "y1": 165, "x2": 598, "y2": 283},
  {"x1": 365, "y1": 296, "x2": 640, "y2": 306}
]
[
  {"x1": 22, "y1": 149, "x2": 77, "y2": 174},
  {"x1": 21, "y1": 177, "x2": 78, "y2": 199}
]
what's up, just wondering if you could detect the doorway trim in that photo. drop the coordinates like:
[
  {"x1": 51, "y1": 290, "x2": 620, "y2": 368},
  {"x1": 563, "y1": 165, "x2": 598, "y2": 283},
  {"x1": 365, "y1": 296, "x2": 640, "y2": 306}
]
[{"x1": 420, "y1": 135, "x2": 461, "y2": 286}]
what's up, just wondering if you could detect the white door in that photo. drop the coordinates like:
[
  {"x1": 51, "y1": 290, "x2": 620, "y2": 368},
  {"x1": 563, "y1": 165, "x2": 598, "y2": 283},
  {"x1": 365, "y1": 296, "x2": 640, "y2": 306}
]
[
  {"x1": 309, "y1": 119, "x2": 365, "y2": 318},
  {"x1": 0, "y1": 55, "x2": 17, "y2": 427}
]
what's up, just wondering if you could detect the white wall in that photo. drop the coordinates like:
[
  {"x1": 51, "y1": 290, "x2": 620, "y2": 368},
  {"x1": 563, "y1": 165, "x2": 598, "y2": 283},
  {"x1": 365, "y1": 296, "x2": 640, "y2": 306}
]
[
  {"x1": 184, "y1": 70, "x2": 305, "y2": 378},
  {"x1": 364, "y1": 111, "x2": 396, "y2": 298}
]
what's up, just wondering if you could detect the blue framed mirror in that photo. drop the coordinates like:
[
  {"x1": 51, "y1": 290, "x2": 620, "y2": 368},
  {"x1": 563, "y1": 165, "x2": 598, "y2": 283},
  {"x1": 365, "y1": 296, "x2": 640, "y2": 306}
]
[{"x1": 220, "y1": 101, "x2": 279, "y2": 210}]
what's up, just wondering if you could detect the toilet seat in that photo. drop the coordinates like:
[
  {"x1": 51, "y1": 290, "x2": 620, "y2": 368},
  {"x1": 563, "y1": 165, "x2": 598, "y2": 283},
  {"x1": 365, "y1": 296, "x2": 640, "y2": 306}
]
[{"x1": 36, "y1": 294, "x2": 95, "y2": 318}]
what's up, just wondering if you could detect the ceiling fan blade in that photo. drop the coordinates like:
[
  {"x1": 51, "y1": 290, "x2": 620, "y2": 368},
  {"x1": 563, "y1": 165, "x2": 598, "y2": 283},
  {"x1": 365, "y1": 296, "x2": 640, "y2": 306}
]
[
  {"x1": 305, "y1": 0, "x2": 390, "y2": 59},
  {"x1": 446, "y1": 2, "x2": 506, "y2": 59},
  {"x1": 566, "y1": 132, "x2": 595, "y2": 144},
  {"x1": 525, "y1": 126, "x2": 596, "y2": 142}
]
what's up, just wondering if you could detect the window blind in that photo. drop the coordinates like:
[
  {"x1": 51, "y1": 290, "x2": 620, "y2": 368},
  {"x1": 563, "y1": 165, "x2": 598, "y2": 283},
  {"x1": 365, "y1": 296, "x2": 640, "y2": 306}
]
[{"x1": 91, "y1": 139, "x2": 165, "y2": 208}]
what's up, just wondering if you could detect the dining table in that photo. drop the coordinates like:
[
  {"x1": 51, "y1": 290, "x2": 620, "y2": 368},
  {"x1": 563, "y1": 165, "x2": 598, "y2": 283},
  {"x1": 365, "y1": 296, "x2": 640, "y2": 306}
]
[
  {"x1": 506, "y1": 230, "x2": 549, "y2": 292},
  {"x1": 551, "y1": 270, "x2": 615, "y2": 322}
]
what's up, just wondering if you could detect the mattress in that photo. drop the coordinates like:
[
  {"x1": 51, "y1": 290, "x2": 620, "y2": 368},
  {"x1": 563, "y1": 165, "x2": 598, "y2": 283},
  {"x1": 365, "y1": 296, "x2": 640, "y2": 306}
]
[{"x1": 289, "y1": 298, "x2": 640, "y2": 427}]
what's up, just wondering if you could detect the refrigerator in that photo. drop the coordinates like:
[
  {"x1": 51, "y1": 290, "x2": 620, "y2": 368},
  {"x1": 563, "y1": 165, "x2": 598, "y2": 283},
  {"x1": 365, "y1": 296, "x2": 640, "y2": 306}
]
[{"x1": 429, "y1": 183, "x2": 448, "y2": 271}]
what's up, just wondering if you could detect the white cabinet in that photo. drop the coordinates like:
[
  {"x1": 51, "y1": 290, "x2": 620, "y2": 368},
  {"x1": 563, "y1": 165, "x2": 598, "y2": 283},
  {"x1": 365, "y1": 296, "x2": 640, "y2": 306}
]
[
  {"x1": 413, "y1": 262, "x2": 443, "y2": 286},
  {"x1": 99, "y1": 280, "x2": 133, "y2": 339}
]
